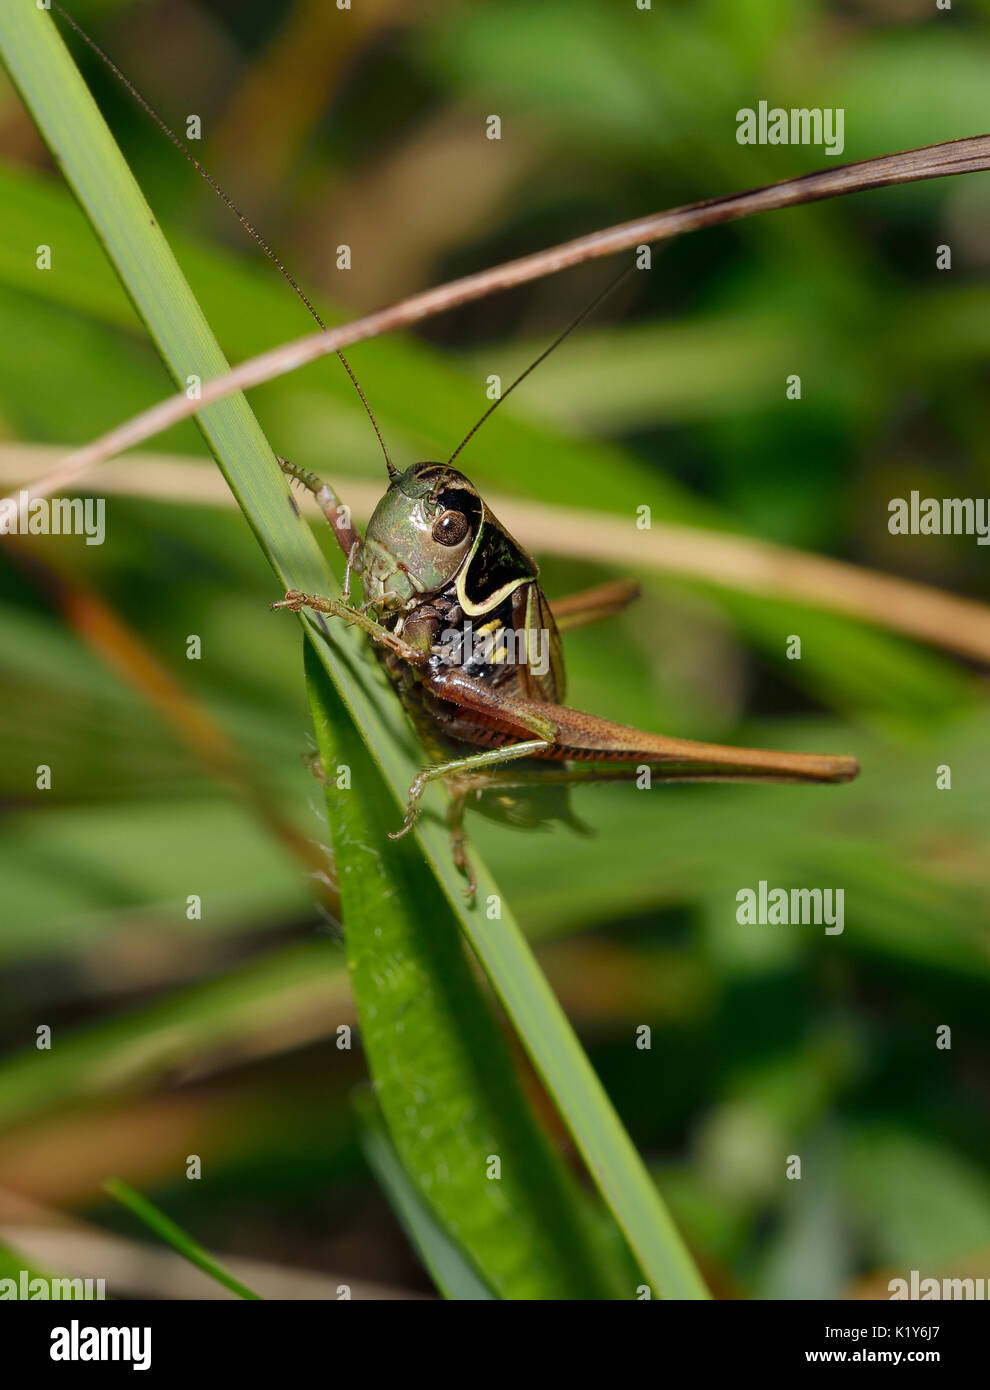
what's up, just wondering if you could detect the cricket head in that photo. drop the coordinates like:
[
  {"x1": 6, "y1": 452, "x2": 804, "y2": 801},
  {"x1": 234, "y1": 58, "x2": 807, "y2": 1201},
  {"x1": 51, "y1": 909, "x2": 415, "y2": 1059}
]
[{"x1": 361, "y1": 463, "x2": 483, "y2": 610}]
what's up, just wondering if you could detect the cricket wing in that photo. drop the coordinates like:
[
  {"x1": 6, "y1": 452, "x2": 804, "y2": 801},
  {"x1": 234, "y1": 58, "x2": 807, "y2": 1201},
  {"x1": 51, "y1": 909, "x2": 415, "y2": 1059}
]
[{"x1": 507, "y1": 581, "x2": 566, "y2": 705}]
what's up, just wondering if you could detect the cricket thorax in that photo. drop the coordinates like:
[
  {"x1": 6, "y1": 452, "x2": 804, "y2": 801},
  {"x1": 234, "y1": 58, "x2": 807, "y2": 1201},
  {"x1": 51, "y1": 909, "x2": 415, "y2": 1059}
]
[
  {"x1": 380, "y1": 578, "x2": 559, "y2": 718},
  {"x1": 424, "y1": 590, "x2": 527, "y2": 688}
]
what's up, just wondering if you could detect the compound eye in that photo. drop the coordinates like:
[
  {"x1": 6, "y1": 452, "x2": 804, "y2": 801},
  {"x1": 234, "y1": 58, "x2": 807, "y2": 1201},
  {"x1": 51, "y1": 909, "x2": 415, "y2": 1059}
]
[{"x1": 431, "y1": 509, "x2": 470, "y2": 546}]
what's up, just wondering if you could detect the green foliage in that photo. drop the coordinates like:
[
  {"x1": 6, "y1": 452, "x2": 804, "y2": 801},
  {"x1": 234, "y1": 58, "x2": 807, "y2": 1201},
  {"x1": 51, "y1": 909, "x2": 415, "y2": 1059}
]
[
  {"x1": 306, "y1": 645, "x2": 623, "y2": 1299},
  {"x1": 355, "y1": 1092, "x2": 496, "y2": 1300},
  {"x1": 0, "y1": 0, "x2": 706, "y2": 1298},
  {"x1": 0, "y1": 0, "x2": 987, "y2": 1300},
  {"x1": 105, "y1": 1178, "x2": 261, "y2": 1299}
]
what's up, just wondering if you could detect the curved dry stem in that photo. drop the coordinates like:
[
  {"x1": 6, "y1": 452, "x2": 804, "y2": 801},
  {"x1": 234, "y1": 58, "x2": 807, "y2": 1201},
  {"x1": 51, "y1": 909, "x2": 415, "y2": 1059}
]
[{"x1": 13, "y1": 133, "x2": 990, "y2": 519}]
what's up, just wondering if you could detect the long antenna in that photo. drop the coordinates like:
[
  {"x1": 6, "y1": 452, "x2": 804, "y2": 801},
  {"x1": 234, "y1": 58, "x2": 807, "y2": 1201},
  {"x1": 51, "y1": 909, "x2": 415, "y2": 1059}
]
[
  {"x1": 446, "y1": 263, "x2": 635, "y2": 466},
  {"x1": 51, "y1": 2, "x2": 397, "y2": 478}
]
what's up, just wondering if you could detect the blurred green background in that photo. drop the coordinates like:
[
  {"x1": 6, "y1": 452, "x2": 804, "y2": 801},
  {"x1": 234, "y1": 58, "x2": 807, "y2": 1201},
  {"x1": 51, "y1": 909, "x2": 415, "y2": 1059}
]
[{"x1": 1, "y1": 0, "x2": 989, "y2": 1298}]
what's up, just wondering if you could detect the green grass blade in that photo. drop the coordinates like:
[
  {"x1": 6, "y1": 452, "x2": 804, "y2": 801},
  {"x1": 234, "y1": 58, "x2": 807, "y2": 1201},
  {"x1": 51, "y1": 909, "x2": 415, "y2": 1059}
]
[
  {"x1": 354, "y1": 1090, "x2": 496, "y2": 1301},
  {"x1": 0, "y1": 1, "x2": 707, "y2": 1298},
  {"x1": 307, "y1": 646, "x2": 616, "y2": 1298},
  {"x1": 104, "y1": 1178, "x2": 261, "y2": 1300}
]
